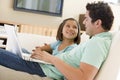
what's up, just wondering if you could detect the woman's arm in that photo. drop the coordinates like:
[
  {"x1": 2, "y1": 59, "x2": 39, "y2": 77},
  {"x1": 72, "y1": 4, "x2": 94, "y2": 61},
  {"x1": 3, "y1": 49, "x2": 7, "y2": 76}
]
[
  {"x1": 35, "y1": 43, "x2": 52, "y2": 54},
  {"x1": 35, "y1": 40, "x2": 60, "y2": 54}
]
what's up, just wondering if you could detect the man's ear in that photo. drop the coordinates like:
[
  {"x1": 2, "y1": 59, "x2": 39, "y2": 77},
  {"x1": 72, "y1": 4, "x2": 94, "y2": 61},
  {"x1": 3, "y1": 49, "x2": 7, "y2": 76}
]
[{"x1": 95, "y1": 19, "x2": 102, "y2": 28}]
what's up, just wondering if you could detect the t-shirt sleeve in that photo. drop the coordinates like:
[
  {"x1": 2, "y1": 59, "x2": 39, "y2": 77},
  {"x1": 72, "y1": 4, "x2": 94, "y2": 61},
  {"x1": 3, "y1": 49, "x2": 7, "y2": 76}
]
[{"x1": 81, "y1": 39, "x2": 108, "y2": 69}]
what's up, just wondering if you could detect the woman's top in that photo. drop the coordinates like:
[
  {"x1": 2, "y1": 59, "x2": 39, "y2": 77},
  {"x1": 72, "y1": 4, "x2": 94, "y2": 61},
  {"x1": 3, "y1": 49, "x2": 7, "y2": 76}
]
[{"x1": 50, "y1": 40, "x2": 78, "y2": 55}]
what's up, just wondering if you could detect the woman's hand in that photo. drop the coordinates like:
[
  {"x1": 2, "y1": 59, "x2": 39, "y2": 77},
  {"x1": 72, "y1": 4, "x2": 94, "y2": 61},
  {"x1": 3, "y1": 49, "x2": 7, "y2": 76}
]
[
  {"x1": 33, "y1": 43, "x2": 52, "y2": 54},
  {"x1": 33, "y1": 46, "x2": 42, "y2": 51}
]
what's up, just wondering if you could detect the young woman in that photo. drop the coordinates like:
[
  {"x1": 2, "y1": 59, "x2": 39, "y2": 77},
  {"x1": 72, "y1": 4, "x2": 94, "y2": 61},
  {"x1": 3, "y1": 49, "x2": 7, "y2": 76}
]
[{"x1": 35, "y1": 18, "x2": 81, "y2": 55}]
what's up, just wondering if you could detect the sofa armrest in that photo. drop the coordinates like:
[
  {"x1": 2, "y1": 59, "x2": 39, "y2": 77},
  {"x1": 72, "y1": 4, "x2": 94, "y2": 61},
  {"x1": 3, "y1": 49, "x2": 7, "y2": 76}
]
[{"x1": 0, "y1": 65, "x2": 52, "y2": 80}]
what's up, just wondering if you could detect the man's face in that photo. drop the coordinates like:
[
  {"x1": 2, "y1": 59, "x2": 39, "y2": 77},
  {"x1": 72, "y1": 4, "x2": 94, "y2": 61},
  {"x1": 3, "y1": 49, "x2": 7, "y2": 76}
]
[{"x1": 83, "y1": 11, "x2": 96, "y2": 36}]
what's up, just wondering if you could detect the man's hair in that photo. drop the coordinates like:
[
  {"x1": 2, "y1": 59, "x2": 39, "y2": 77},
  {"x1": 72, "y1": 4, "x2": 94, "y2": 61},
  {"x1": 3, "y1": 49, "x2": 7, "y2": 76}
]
[
  {"x1": 86, "y1": 1, "x2": 114, "y2": 30},
  {"x1": 56, "y1": 18, "x2": 81, "y2": 44}
]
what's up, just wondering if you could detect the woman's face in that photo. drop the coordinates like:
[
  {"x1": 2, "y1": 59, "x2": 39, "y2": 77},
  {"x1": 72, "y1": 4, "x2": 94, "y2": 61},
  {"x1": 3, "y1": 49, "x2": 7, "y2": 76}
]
[{"x1": 62, "y1": 20, "x2": 78, "y2": 40}]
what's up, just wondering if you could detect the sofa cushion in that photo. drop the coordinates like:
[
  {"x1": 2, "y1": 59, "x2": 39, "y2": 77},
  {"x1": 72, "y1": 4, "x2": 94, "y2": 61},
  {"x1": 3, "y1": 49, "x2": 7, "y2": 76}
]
[{"x1": 0, "y1": 65, "x2": 52, "y2": 80}]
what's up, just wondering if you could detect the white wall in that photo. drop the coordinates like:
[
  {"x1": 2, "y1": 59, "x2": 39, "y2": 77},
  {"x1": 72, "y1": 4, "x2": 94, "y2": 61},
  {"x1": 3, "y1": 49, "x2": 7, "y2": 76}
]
[
  {"x1": 0, "y1": 0, "x2": 101, "y2": 28},
  {"x1": 1, "y1": 0, "x2": 119, "y2": 30},
  {"x1": 110, "y1": 4, "x2": 120, "y2": 31}
]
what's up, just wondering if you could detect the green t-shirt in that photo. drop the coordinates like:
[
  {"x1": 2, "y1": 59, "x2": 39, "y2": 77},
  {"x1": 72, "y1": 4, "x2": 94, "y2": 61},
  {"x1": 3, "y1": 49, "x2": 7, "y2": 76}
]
[{"x1": 40, "y1": 32, "x2": 112, "y2": 80}]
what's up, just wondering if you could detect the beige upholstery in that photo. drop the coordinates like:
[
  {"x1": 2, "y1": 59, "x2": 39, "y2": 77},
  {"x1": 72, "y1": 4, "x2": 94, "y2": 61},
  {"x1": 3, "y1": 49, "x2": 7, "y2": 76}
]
[
  {"x1": 0, "y1": 31, "x2": 120, "y2": 80},
  {"x1": 95, "y1": 31, "x2": 120, "y2": 80},
  {"x1": 18, "y1": 33, "x2": 56, "y2": 52},
  {"x1": 0, "y1": 66, "x2": 52, "y2": 80}
]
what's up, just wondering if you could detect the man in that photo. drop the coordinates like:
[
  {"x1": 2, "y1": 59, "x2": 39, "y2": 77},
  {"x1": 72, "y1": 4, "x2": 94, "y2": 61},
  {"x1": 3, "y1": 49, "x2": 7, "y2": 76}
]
[
  {"x1": 31, "y1": 1, "x2": 114, "y2": 80},
  {"x1": 0, "y1": 1, "x2": 114, "y2": 80}
]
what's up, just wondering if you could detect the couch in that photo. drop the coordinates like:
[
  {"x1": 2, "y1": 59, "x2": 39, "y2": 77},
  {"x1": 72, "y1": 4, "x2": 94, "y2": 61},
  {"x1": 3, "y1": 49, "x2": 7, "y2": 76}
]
[{"x1": 0, "y1": 31, "x2": 120, "y2": 80}]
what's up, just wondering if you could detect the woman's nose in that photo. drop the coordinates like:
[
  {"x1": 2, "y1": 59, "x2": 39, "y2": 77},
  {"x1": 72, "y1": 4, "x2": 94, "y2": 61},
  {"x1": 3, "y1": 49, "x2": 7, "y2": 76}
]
[
  {"x1": 83, "y1": 19, "x2": 85, "y2": 25},
  {"x1": 69, "y1": 27, "x2": 74, "y2": 31}
]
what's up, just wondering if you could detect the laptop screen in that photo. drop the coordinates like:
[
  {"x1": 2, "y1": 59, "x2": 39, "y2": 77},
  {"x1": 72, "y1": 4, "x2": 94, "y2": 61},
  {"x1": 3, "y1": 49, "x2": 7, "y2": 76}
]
[{"x1": 4, "y1": 24, "x2": 22, "y2": 57}]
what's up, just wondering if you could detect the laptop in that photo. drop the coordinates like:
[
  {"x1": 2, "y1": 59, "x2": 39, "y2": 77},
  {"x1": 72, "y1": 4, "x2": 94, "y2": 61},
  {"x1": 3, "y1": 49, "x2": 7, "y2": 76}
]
[{"x1": 4, "y1": 24, "x2": 51, "y2": 64}]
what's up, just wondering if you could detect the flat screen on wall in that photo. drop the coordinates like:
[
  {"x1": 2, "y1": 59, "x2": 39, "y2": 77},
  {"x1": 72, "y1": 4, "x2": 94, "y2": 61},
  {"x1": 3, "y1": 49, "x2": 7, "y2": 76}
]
[{"x1": 13, "y1": 0, "x2": 64, "y2": 17}]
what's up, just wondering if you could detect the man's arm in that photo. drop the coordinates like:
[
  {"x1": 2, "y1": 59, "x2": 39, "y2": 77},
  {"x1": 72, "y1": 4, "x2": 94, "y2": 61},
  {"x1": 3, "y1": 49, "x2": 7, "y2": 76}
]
[
  {"x1": 31, "y1": 51, "x2": 98, "y2": 80},
  {"x1": 51, "y1": 56, "x2": 98, "y2": 80}
]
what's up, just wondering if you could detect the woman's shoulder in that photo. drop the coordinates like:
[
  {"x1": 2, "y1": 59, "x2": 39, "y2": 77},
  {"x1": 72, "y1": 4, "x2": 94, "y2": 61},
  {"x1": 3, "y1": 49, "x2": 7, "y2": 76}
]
[
  {"x1": 65, "y1": 43, "x2": 78, "y2": 51},
  {"x1": 50, "y1": 40, "x2": 61, "y2": 49},
  {"x1": 69, "y1": 43, "x2": 78, "y2": 48}
]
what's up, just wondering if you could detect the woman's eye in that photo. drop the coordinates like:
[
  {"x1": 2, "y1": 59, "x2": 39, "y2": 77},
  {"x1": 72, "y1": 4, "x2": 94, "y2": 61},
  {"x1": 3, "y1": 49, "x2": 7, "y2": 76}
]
[
  {"x1": 73, "y1": 26, "x2": 77, "y2": 29},
  {"x1": 66, "y1": 25, "x2": 70, "y2": 28}
]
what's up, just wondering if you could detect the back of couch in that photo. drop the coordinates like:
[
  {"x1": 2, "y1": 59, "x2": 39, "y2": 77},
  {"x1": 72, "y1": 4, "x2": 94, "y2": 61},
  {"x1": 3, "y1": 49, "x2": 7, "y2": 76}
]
[
  {"x1": 95, "y1": 31, "x2": 120, "y2": 80},
  {"x1": 18, "y1": 33, "x2": 56, "y2": 52}
]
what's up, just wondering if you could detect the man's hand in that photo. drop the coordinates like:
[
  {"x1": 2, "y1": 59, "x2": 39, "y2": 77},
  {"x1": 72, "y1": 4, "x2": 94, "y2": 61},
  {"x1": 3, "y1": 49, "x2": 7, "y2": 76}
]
[{"x1": 31, "y1": 48, "x2": 54, "y2": 63}]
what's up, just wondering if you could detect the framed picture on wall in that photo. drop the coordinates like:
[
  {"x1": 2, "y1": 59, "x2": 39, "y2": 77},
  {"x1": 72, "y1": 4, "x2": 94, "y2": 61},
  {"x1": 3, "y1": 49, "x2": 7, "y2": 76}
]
[
  {"x1": 13, "y1": 0, "x2": 64, "y2": 17},
  {"x1": 79, "y1": 14, "x2": 85, "y2": 31}
]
